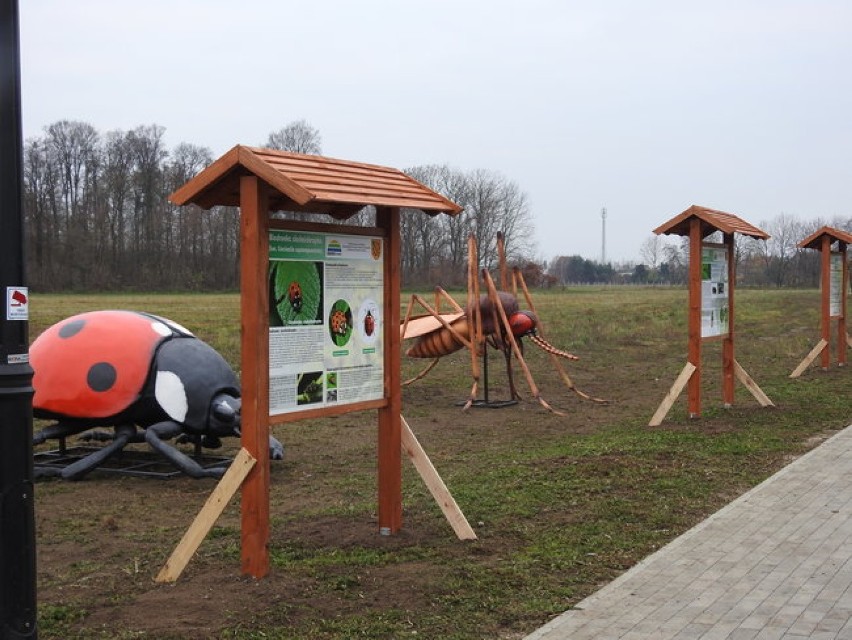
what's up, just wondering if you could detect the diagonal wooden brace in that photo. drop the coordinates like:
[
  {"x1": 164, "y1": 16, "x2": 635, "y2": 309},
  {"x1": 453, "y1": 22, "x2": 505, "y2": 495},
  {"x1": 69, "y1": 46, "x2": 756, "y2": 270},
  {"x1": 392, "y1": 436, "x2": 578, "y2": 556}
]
[
  {"x1": 401, "y1": 416, "x2": 476, "y2": 541},
  {"x1": 734, "y1": 360, "x2": 774, "y2": 407},
  {"x1": 649, "y1": 361, "x2": 697, "y2": 426},
  {"x1": 790, "y1": 339, "x2": 829, "y2": 378},
  {"x1": 156, "y1": 448, "x2": 256, "y2": 583}
]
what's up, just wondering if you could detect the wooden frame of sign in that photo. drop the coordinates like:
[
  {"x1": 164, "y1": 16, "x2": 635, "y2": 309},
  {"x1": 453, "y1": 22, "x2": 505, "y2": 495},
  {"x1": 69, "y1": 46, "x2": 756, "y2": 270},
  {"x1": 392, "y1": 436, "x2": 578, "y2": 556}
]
[
  {"x1": 649, "y1": 206, "x2": 774, "y2": 426},
  {"x1": 166, "y1": 146, "x2": 474, "y2": 580},
  {"x1": 790, "y1": 226, "x2": 852, "y2": 377}
]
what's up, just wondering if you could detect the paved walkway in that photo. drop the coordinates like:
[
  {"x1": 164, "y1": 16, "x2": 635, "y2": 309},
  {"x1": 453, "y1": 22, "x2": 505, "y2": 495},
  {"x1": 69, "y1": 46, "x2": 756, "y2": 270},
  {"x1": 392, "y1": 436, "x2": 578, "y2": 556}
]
[{"x1": 524, "y1": 425, "x2": 852, "y2": 640}]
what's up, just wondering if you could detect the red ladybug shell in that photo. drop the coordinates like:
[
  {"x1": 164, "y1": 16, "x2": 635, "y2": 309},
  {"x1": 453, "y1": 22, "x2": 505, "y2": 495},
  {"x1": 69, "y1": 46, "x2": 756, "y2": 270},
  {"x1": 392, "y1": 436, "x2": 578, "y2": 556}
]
[{"x1": 31, "y1": 310, "x2": 188, "y2": 419}]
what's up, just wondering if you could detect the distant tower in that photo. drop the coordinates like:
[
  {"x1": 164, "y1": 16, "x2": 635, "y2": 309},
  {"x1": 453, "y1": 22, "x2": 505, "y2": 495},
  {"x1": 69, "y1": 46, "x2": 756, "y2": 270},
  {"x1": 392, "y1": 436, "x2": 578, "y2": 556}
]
[{"x1": 601, "y1": 207, "x2": 607, "y2": 264}]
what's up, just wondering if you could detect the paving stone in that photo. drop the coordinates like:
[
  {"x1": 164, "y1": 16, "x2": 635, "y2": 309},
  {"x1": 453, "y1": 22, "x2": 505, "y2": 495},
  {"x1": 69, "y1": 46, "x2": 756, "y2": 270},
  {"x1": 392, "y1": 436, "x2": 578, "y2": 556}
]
[{"x1": 522, "y1": 424, "x2": 852, "y2": 640}]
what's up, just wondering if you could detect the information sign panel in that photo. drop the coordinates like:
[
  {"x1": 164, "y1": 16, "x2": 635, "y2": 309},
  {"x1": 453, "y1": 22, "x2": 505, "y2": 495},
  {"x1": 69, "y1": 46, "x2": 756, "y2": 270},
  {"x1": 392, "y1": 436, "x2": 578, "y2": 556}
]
[
  {"x1": 829, "y1": 252, "x2": 843, "y2": 318},
  {"x1": 701, "y1": 244, "x2": 729, "y2": 338},
  {"x1": 268, "y1": 229, "x2": 384, "y2": 415}
]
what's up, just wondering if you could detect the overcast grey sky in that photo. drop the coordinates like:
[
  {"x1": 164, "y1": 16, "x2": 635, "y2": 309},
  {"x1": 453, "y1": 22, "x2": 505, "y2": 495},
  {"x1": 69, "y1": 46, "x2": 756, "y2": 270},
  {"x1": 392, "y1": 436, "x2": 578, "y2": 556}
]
[{"x1": 18, "y1": 0, "x2": 852, "y2": 264}]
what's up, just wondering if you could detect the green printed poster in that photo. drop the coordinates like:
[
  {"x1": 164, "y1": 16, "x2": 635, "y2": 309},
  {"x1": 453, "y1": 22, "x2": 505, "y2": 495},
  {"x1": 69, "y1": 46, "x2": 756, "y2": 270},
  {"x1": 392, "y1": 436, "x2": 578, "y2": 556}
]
[{"x1": 268, "y1": 229, "x2": 384, "y2": 415}]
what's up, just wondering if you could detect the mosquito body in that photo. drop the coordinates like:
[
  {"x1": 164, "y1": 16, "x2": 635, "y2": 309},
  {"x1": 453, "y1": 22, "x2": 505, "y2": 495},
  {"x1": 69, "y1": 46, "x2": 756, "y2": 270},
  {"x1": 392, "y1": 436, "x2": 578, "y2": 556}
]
[{"x1": 401, "y1": 233, "x2": 602, "y2": 414}]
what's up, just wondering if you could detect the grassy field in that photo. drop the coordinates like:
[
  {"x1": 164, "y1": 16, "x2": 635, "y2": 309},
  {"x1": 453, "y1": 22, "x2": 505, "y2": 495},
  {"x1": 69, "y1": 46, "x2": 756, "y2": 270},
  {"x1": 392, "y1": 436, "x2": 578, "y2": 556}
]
[{"x1": 30, "y1": 287, "x2": 850, "y2": 639}]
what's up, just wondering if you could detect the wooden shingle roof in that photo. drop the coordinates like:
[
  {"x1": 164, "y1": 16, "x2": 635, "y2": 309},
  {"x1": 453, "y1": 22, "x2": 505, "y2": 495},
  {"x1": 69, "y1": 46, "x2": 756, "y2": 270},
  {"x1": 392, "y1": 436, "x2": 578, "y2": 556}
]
[
  {"x1": 797, "y1": 226, "x2": 852, "y2": 250},
  {"x1": 169, "y1": 145, "x2": 463, "y2": 219},
  {"x1": 654, "y1": 205, "x2": 769, "y2": 240}
]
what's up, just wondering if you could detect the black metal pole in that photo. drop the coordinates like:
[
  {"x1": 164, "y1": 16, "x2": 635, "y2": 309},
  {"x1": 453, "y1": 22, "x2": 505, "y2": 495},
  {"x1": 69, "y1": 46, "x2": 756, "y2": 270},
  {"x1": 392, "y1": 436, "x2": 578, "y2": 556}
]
[{"x1": 0, "y1": 0, "x2": 38, "y2": 638}]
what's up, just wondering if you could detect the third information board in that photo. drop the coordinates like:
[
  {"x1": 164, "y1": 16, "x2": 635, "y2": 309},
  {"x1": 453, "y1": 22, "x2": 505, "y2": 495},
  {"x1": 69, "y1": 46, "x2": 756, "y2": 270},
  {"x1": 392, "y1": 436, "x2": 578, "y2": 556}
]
[{"x1": 701, "y1": 244, "x2": 729, "y2": 338}]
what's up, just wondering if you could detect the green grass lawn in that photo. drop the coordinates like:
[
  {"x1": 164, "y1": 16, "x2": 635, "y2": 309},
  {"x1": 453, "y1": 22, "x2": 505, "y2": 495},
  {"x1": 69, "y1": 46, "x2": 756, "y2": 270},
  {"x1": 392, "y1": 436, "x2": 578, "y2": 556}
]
[{"x1": 30, "y1": 287, "x2": 850, "y2": 639}]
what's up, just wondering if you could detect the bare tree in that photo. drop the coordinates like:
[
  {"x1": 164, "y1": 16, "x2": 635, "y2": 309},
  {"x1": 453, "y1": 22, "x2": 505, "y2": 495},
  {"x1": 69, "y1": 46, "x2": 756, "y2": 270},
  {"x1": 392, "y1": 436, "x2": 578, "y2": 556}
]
[
  {"x1": 427, "y1": 166, "x2": 472, "y2": 284},
  {"x1": 17, "y1": 120, "x2": 551, "y2": 292},
  {"x1": 101, "y1": 130, "x2": 134, "y2": 278},
  {"x1": 748, "y1": 213, "x2": 804, "y2": 286},
  {"x1": 22, "y1": 139, "x2": 57, "y2": 288},
  {"x1": 126, "y1": 125, "x2": 168, "y2": 285},
  {"x1": 639, "y1": 235, "x2": 666, "y2": 270},
  {"x1": 400, "y1": 165, "x2": 536, "y2": 287},
  {"x1": 403, "y1": 164, "x2": 473, "y2": 284},
  {"x1": 45, "y1": 120, "x2": 100, "y2": 287},
  {"x1": 493, "y1": 178, "x2": 535, "y2": 267},
  {"x1": 263, "y1": 120, "x2": 323, "y2": 223},
  {"x1": 165, "y1": 143, "x2": 215, "y2": 286},
  {"x1": 265, "y1": 120, "x2": 322, "y2": 154}
]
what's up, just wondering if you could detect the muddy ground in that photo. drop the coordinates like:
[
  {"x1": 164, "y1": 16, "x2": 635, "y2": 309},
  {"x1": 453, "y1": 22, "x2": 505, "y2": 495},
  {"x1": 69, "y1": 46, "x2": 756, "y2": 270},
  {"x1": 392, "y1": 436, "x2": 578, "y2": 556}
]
[{"x1": 34, "y1": 345, "x2": 636, "y2": 639}]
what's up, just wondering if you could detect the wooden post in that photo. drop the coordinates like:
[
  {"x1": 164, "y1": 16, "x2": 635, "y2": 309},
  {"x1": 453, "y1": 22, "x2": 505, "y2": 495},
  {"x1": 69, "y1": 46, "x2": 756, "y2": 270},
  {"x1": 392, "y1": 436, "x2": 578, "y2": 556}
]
[
  {"x1": 821, "y1": 235, "x2": 831, "y2": 370},
  {"x1": 376, "y1": 206, "x2": 402, "y2": 535},
  {"x1": 687, "y1": 218, "x2": 702, "y2": 417},
  {"x1": 239, "y1": 176, "x2": 271, "y2": 578},
  {"x1": 722, "y1": 233, "x2": 735, "y2": 406},
  {"x1": 839, "y1": 242, "x2": 848, "y2": 366}
]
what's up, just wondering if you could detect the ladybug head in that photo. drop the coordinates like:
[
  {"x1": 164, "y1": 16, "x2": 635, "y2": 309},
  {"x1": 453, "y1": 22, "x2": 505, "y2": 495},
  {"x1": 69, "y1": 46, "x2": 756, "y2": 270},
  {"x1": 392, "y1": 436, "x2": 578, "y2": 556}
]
[
  {"x1": 209, "y1": 393, "x2": 241, "y2": 437},
  {"x1": 508, "y1": 310, "x2": 538, "y2": 337}
]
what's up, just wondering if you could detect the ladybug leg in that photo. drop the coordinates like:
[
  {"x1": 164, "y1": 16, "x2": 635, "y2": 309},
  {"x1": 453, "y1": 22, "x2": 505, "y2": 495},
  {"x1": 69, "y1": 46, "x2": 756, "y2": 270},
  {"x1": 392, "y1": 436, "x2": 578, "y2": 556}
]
[
  {"x1": 269, "y1": 435, "x2": 285, "y2": 460},
  {"x1": 60, "y1": 424, "x2": 138, "y2": 481},
  {"x1": 33, "y1": 421, "x2": 85, "y2": 445},
  {"x1": 175, "y1": 433, "x2": 202, "y2": 446},
  {"x1": 78, "y1": 425, "x2": 145, "y2": 444},
  {"x1": 78, "y1": 429, "x2": 116, "y2": 443},
  {"x1": 201, "y1": 435, "x2": 223, "y2": 449},
  {"x1": 145, "y1": 422, "x2": 226, "y2": 479}
]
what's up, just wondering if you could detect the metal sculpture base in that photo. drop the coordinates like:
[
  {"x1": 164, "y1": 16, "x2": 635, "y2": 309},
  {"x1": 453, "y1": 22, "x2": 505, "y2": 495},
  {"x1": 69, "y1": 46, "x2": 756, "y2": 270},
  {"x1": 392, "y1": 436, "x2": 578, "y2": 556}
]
[
  {"x1": 458, "y1": 398, "x2": 519, "y2": 409},
  {"x1": 34, "y1": 445, "x2": 231, "y2": 479},
  {"x1": 454, "y1": 347, "x2": 518, "y2": 409}
]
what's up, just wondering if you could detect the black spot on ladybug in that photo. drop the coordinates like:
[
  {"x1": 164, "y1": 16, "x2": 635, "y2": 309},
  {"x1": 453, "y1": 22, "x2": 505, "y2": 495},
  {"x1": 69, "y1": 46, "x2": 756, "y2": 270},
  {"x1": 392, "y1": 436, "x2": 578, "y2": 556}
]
[
  {"x1": 59, "y1": 319, "x2": 86, "y2": 339},
  {"x1": 87, "y1": 362, "x2": 117, "y2": 392}
]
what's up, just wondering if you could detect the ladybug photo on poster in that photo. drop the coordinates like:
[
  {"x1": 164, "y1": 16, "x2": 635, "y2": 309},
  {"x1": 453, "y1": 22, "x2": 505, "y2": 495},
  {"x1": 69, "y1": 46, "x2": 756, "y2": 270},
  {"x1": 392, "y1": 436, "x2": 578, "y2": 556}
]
[{"x1": 268, "y1": 229, "x2": 384, "y2": 415}]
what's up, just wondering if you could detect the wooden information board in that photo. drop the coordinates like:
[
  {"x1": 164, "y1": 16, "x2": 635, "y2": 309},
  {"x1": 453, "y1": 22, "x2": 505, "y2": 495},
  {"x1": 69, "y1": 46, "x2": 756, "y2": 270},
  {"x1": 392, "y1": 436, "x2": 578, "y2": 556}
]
[
  {"x1": 790, "y1": 226, "x2": 851, "y2": 376},
  {"x1": 169, "y1": 146, "x2": 462, "y2": 577},
  {"x1": 649, "y1": 205, "x2": 774, "y2": 426}
]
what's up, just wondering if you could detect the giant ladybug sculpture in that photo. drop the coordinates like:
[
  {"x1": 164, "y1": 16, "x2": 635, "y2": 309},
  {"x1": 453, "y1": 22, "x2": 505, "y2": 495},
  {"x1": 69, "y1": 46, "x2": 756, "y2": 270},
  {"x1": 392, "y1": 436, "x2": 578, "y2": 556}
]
[{"x1": 31, "y1": 310, "x2": 284, "y2": 480}]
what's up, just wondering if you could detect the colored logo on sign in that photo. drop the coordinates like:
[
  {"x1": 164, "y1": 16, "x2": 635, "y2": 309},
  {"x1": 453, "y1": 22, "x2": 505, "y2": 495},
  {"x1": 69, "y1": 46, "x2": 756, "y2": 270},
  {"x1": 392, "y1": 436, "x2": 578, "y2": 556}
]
[{"x1": 326, "y1": 240, "x2": 342, "y2": 256}]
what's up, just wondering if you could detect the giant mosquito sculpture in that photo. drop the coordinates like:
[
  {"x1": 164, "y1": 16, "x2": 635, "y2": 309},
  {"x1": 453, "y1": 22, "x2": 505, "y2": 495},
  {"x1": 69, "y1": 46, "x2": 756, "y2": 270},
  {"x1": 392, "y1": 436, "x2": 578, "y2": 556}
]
[{"x1": 401, "y1": 232, "x2": 604, "y2": 414}]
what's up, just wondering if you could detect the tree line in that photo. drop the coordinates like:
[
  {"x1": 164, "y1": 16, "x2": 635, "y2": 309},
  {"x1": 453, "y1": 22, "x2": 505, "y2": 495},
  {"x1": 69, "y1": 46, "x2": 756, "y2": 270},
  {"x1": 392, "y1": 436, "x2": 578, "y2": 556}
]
[
  {"x1": 24, "y1": 120, "x2": 234, "y2": 291},
  {"x1": 21, "y1": 118, "x2": 848, "y2": 292},
  {"x1": 21, "y1": 119, "x2": 538, "y2": 292},
  {"x1": 549, "y1": 214, "x2": 852, "y2": 287}
]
